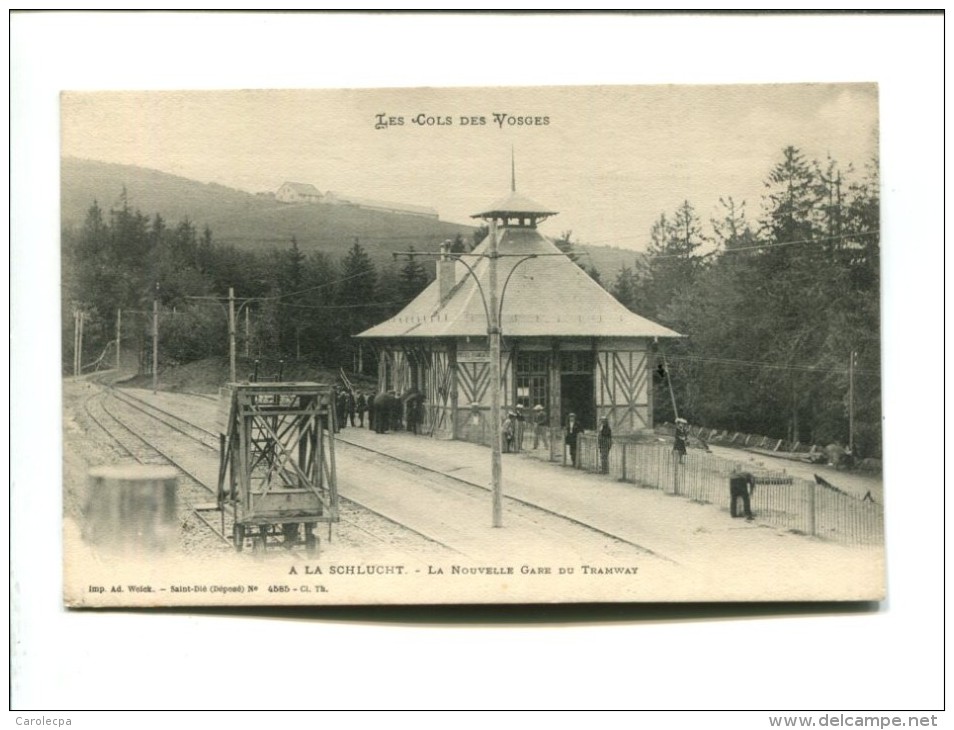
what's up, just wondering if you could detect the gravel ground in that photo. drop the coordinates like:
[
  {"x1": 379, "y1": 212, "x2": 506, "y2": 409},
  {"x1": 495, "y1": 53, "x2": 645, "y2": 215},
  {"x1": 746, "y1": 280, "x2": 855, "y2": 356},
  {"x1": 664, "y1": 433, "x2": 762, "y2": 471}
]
[
  {"x1": 64, "y1": 379, "x2": 459, "y2": 566},
  {"x1": 113, "y1": 386, "x2": 661, "y2": 565}
]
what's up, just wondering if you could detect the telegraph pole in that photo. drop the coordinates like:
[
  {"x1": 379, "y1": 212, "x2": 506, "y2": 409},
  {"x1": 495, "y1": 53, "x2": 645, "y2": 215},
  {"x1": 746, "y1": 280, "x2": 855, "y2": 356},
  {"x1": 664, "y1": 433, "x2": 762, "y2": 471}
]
[
  {"x1": 245, "y1": 306, "x2": 250, "y2": 358},
  {"x1": 228, "y1": 286, "x2": 237, "y2": 384},
  {"x1": 488, "y1": 217, "x2": 503, "y2": 528},
  {"x1": 78, "y1": 311, "x2": 85, "y2": 376},
  {"x1": 73, "y1": 309, "x2": 81, "y2": 377},
  {"x1": 848, "y1": 350, "x2": 856, "y2": 452},
  {"x1": 152, "y1": 284, "x2": 159, "y2": 394},
  {"x1": 115, "y1": 308, "x2": 122, "y2": 371},
  {"x1": 73, "y1": 310, "x2": 78, "y2": 376}
]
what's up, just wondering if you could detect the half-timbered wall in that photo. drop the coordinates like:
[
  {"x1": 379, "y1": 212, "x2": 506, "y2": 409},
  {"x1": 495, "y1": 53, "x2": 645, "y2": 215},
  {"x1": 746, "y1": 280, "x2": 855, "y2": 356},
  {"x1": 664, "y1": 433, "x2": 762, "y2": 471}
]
[
  {"x1": 425, "y1": 345, "x2": 454, "y2": 438},
  {"x1": 376, "y1": 336, "x2": 655, "y2": 444},
  {"x1": 454, "y1": 339, "x2": 516, "y2": 444},
  {"x1": 595, "y1": 342, "x2": 652, "y2": 434}
]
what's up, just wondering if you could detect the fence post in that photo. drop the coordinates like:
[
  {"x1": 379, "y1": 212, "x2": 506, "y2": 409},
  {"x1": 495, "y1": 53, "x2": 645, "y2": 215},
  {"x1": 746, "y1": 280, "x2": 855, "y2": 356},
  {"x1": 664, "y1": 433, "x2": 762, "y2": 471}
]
[
  {"x1": 808, "y1": 479, "x2": 817, "y2": 536},
  {"x1": 620, "y1": 444, "x2": 627, "y2": 482}
]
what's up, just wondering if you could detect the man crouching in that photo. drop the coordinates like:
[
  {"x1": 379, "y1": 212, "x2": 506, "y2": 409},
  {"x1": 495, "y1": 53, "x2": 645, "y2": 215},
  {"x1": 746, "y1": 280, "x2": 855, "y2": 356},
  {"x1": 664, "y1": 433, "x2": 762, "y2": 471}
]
[{"x1": 729, "y1": 470, "x2": 755, "y2": 521}]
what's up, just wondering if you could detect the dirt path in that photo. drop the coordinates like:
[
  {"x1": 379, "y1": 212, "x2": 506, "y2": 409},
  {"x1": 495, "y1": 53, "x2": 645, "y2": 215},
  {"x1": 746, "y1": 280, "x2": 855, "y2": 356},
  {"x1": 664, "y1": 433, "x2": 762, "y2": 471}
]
[{"x1": 705, "y1": 443, "x2": 884, "y2": 503}]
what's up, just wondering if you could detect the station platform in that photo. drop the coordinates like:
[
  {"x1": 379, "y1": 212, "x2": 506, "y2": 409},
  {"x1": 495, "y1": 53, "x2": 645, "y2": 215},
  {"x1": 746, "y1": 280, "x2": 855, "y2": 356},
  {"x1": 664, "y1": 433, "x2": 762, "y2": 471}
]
[
  {"x1": 120, "y1": 387, "x2": 884, "y2": 600},
  {"x1": 335, "y1": 426, "x2": 882, "y2": 600}
]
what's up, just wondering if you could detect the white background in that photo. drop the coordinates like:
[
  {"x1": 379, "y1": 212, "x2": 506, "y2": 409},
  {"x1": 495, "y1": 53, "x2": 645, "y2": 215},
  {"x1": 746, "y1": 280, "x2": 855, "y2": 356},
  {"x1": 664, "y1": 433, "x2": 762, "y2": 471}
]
[{"x1": 9, "y1": 11, "x2": 946, "y2": 719}]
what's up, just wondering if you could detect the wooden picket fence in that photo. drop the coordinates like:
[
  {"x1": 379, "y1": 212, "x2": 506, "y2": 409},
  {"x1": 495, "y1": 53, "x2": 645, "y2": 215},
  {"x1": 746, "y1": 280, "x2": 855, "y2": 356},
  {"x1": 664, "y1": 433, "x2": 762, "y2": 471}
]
[{"x1": 557, "y1": 434, "x2": 885, "y2": 546}]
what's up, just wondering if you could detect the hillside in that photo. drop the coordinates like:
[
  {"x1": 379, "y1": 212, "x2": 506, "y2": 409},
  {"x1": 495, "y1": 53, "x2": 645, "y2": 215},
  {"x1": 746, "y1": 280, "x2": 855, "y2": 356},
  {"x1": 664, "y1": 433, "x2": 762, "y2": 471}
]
[
  {"x1": 61, "y1": 158, "x2": 477, "y2": 266},
  {"x1": 61, "y1": 157, "x2": 643, "y2": 278},
  {"x1": 578, "y1": 243, "x2": 644, "y2": 282}
]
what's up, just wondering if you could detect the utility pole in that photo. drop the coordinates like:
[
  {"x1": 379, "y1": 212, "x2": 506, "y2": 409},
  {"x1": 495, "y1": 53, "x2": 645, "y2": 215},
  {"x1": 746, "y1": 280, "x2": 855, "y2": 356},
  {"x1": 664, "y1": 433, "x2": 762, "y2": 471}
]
[
  {"x1": 78, "y1": 311, "x2": 85, "y2": 376},
  {"x1": 488, "y1": 217, "x2": 503, "y2": 528},
  {"x1": 848, "y1": 350, "x2": 856, "y2": 452},
  {"x1": 245, "y1": 306, "x2": 250, "y2": 358},
  {"x1": 152, "y1": 281, "x2": 159, "y2": 395},
  {"x1": 73, "y1": 310, "x2": 78, "y2": 376},
  {"x1": 152, "y1": 287, "x2": 159, "y2": 394},
  {"x1": 115, "y1": 308, "x2": 122, "y2": 371},
  {"x1": 228, "y1": 286, "x2": 237, "y2": 384},
  {"x1": 390, "y1": 215, "x2": 560, "y2": 528},
  {"x1": 73, "y1": 309, "x2": 81, "y2": 377}
]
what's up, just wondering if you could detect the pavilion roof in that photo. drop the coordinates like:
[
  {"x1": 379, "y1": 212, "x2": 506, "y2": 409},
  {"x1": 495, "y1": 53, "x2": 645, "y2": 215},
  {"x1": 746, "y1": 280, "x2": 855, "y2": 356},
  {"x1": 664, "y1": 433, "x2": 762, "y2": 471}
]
[{"x1": 357, "y1": 225, "x2": 682, "y2": 340}]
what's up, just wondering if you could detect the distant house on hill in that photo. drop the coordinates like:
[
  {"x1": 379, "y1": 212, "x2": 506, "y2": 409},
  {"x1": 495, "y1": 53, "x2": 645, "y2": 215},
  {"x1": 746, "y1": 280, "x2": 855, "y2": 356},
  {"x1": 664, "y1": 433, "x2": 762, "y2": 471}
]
[
  {"x1": 323, "y1": 191, "x2": 439, "y2": 220},
  {"x1": 276, "y1": 182, "x2": 322, "y2": 204}
]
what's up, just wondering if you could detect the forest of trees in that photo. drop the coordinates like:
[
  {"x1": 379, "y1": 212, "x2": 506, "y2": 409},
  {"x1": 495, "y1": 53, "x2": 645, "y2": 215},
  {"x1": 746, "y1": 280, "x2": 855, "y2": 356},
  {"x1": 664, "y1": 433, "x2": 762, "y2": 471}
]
[
  {"x1": 611, "y1": 146, "x2": 881, "y2": 457},
  {"x1": 62, "y1": 145, "x2": 882, "y2": 457},
  {"x1": 60, "y1": 190, "x2": 435, "y2": 379}
]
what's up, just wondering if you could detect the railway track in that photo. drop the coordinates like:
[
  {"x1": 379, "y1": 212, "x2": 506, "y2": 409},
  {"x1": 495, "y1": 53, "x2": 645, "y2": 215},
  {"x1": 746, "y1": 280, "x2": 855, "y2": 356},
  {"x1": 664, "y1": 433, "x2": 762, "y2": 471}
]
[
  {"x1": 98, "y1": 386, "x2": 461, "y2": 560},
  {"x1": 335, "y1": 432, "x2": 669, "y2": 561},
  {"x1": 115, "y1": 387, "x2": 664, "y2": 563},
  {"x1": 81, "y1": 389, "x2": 233, "y2": 550}
]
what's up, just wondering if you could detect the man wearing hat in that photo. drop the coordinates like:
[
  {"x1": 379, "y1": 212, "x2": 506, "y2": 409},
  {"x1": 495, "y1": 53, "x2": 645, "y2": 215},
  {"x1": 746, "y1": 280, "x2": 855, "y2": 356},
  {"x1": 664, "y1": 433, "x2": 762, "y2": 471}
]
[
  {"x1": 673, "y1": 417, "x2": 689, "y2": 463},
  {"x1": 532, "y1": 404, "x2": 548, "y2": 450},
  {"x1": 564, "y1": 412, "x2": 584, "y2": 467},
  {"x1": 513, "y1": 403, "x2": 527, "y2": 453}
]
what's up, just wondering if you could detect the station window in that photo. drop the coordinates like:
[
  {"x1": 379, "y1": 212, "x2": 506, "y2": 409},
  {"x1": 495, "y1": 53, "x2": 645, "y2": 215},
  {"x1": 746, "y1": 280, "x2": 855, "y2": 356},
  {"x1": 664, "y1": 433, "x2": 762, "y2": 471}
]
[{"x1": 516, "y1": 352, "x2": 549, "y2": 408}]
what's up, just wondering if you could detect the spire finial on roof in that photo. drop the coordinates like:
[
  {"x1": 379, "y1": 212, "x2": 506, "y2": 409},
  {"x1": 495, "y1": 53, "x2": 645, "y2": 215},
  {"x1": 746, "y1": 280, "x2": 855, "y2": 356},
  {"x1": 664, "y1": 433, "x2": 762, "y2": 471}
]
[{"x1": 511, "y1": 146, "x2": 516, "y2": 193}]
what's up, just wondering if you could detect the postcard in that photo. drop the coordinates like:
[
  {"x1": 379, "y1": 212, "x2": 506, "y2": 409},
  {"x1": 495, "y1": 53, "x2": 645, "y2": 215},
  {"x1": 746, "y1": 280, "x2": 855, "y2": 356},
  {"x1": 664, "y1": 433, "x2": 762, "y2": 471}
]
[{"x1": 60, "y1": 84, "x2": 884, "y2": 606}]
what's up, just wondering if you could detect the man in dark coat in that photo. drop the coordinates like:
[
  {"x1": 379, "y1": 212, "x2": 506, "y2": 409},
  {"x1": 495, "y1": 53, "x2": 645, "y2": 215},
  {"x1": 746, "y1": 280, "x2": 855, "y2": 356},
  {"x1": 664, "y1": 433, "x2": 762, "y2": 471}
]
[
  {"x1": 564, "y1": 412, "x2": 584, "y2": 467},
  {"x1": 336, "y1": 389, "x2": 348, "y2": 430},
  {"x1": 388, "y1": 391, "x2": 402, "y2": 432},
  {"x1": 372, "y1": 392, "x2": 392, "y2": 434},
  {"x1": 729, "y1": 470, "x2": 755, "y2": 520},
  {"x1": 367, "y1": 391, "x2": 376, "y2": 431},
  {"x1": 597, "y1": 416, "x2": 613, "y2": 474},
  {"x1": 402, "y1": 388, "x2": 423, "y2": 435},
  {"x1": 330, "y1": 387, "x2": 341, "y2": 433}
]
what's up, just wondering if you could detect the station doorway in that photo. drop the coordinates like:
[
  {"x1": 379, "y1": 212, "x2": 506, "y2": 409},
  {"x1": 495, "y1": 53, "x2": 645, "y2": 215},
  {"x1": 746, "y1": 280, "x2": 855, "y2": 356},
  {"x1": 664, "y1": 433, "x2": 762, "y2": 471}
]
[
  {"x1": 559, "y1": 352, "x2": 595, "y2": 429},
  {"x1": 560, "y1": 375, "x2": 595, "y2": 429}
]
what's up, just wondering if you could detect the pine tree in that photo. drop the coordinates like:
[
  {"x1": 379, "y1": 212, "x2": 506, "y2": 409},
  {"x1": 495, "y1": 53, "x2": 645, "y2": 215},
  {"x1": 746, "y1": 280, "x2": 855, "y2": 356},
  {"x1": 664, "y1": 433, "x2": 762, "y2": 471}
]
[
  {"x1": 339, "y1": 238, "x2": 376, "y2": 306},
  {"x1": 336, "y1": 239, "x2": 378, "y2": 366},
  {"x1": 399, "y1": 246, "x2": 429, "y2": 301},
  {"x1": 612, "y1": 265, "x2": 638, "y2": 309}
]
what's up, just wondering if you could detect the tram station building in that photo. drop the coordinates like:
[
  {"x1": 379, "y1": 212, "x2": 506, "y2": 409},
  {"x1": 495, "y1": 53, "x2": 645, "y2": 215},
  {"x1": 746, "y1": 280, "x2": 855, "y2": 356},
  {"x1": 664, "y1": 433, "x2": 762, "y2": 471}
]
[{"x1": 356, "y1": 188, "x2": 681, "y2": 442}]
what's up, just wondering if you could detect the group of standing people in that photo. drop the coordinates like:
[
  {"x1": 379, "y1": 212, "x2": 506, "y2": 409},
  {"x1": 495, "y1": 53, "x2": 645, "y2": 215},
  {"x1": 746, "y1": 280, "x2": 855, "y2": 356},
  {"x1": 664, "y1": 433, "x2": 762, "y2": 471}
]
[
  {"x1": 330, "y1": 386, "x2": 427, "y2": 435},
  {"x1": 561, "y1": 412, "x2": 613, "y2": 474},
  {"x1": 332, "y1": 387, "x2": 367, "y2": 432},
  {"x1": 501, "y1": 404, "x2": 551, "y2": 454}
]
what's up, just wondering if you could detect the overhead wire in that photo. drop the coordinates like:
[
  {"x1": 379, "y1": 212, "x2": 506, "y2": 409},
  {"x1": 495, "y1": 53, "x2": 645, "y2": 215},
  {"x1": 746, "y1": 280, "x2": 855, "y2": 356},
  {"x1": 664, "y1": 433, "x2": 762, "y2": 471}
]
[{"x1": 663, "y1": 352, "x2": 879, "y2": 376}]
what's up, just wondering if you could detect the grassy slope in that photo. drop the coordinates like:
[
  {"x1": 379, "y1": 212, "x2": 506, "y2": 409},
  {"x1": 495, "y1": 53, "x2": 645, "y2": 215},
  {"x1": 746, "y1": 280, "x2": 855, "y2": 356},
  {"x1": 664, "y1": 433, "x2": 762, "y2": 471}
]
[{"x1": 62, "y1": 157, "x2": 643, "y2": 278}]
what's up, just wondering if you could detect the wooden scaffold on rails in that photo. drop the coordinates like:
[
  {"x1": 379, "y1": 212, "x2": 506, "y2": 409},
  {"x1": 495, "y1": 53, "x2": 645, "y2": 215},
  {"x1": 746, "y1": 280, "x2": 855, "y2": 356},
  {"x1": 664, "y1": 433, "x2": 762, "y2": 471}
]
[{"x1": 216, "y1": 382, "x2": 339, "y2": 556}]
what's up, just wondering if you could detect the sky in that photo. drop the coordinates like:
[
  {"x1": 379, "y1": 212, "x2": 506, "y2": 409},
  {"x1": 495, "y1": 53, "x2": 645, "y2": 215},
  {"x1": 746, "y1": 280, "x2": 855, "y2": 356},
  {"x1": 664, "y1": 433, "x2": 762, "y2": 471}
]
[{"x1": 60, "y1": 83, "x2": 878, "y2": 251}]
